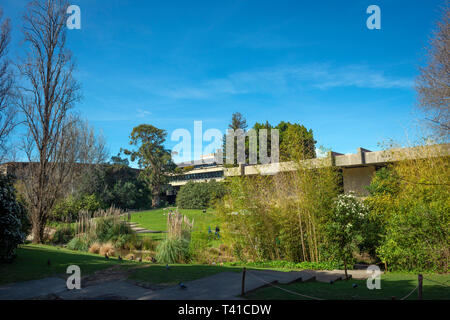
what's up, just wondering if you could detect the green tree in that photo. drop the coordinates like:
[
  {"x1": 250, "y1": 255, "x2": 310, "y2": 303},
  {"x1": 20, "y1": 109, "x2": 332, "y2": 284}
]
[
  {"x1": 176, "y1": 180, "x2": 227, "y2": 209},
  {"x1": 229, "y1": 112, "x2": 248, "y2": 131},
  {"x1": 325, "y1": 193, "x2": 368, "y2": 279},
  {"x1": 223, "y1": 118, "x2": 316, "y2": 165},
  {"x1": 276, "y1": 121, "x2": 316, "y2": 161},
  {"x1": 366, "y1": 148, "x2": 449, "y2": 272},
  {"x1": 0, "y1": 175, "x2": 29, "y2": 262},
  {"x1": 76, "y1": 159, "x2": 151, "y2": 210},
  {"x1": 252, "y1": 121, "x2": 317, "y2": 162},
  {"x1": 123, "y1": 124, "x2": 176, "y2": 207},
  {"x1": 223, "y1": 112, "x2": 248, "y2": 166}
]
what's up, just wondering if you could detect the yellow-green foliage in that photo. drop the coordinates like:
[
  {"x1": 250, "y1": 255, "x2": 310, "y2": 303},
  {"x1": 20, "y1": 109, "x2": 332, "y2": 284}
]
[
  {"x1": 366, "y1": 146, "x2": 449, "y2": 272},
  {"x1": 216, "y1": 163, "x2": 340, "y2": 263}
]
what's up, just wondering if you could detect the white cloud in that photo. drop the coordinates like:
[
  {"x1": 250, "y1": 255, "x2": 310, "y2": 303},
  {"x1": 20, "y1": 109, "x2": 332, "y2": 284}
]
[
  {"x1": 136, "y1": 108, "x2": 152, "y2": 118},
  {"x1": 138, "y1": 63, "x2": 413, "y2": 100}
]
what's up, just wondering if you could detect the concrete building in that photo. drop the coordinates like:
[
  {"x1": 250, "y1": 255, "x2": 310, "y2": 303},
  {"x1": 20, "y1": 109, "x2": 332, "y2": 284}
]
[
  {"x1": 169, "y1": 153, "x2": 224, "y2": 187},
  {"x1": 4, "y1": 144, "x2": 447, "y2": 199},
  {"x1": 170, "y1": 144, "x2": 450, "y2": 197}
]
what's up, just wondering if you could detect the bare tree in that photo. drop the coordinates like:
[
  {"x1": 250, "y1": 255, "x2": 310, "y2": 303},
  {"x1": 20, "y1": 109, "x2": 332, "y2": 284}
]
[
  {"x1": 17, "y1": 0, "x2": 81, "y2": 243},
  {"x1": 65, "y1": 115, "x2": 109, "y2": 196},
  {"x1": 416, "y1": 4, "x2": 450, "y2": 141},
  {"x1": 73, "y1": 117, "x2": 108, "y2": 166},
  {"x1": 0, "y1": 8, "x2": 16, "y2": 161}
]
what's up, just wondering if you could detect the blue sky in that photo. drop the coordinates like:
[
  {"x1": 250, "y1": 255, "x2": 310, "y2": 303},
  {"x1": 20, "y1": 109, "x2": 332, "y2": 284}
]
[{"x1": 2, "y1": 0, "x2": 445, "y2": 162}]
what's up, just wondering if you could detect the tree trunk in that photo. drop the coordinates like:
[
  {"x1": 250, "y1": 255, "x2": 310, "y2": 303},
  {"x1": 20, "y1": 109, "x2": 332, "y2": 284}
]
[
  {"x1": 344, "y1": 259, "x2": 348, "y2": 280},
  {"x1": 152, "y1": 193, "x2": 160, "y2": 208},
  {"x1": 31, "y1": 219, "x2": 44, "y2": 244}
]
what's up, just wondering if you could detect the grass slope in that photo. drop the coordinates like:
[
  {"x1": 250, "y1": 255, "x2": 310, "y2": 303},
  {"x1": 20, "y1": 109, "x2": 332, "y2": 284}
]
[
  {"x1": 0, "y1": 244, "x2": 136, "y2": 285},
  {"x1": 130, "y1": 208, "x2": 220, "y2": 241}
]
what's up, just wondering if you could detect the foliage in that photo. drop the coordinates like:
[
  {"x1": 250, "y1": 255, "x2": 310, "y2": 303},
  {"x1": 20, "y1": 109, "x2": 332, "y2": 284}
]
[
  {"x1": 123, "y1": 124, "x2": 176, "y2": 207},
  {"x1": 377, "y1": 206, "x2": 448, "y2": 272},
  {"x1": 224, "y1": 260, "x2": 341, "y2": 270},
  {"x1": 67, "y1": 234, "x2": 92, "y2": 252},
  {"x1": 217, "y1": 162, "x2": 340, "y2": 263},
  {"x1": 51, "y1": 194, "x2": 102, "y2": 221},
  {"x1": 366, "y1": 147, "x2": 449, "y2": 272},
  {"x1": 176, "y1": 180, "x2": 227, "y2": 209},
  {"x1": 0, "y1": 175, "x2": 28, "y2": 262},
  {"x1": 250, "y1": 121, "x2": 316, "y2": 162},
  {"x1": 222, "y1": 118, "x2": 316, "y2": 165},
  {"x1": 155, "y1": 210, "x2": 194, "y2": 263},
  {"x1": 94, "y1": 216, "x2": 133, "y2": 243},
  {"x1": 228, "y1": 112, "x2": 248, "y2": 131},
  {"x1": 155, "y1": 237, "x2": 191, "y2": 264},
  {"x1": 76, "y1": 162, "x2": 152, "y2": 210},
  {"x1": 66, "y1": 206, "x2": 136, "y2": 252},
  {"x1": 276, "y1": 121, "x2": 316, "y2": 161},
  {"x1": 324, "y1": 193, "x2": 368, "y2": 276},
  {"x1": 50, "y1": 224, "x2": 75, "y2": 245}
]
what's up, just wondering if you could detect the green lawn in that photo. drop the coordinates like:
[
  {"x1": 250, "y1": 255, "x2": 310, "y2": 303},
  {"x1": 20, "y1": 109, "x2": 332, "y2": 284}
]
[
  {"x1": 245, "y1": 273, "x2": 450, "y2": 300},
  {"x1": 2, "y1": 244, "x2": 449, "y2": 301},
  {"x1": 0, "y1": 244, "x2": 137, "y2": 285},
  {"x1": 130, "y1": 208, "x2": 221, "y2": 242}
]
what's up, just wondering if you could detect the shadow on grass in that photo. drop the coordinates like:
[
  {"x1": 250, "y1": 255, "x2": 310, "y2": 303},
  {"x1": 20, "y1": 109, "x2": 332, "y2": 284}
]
[
  {"x1": 0, "y1": 244, "x2": 137, "y2": 285},
  {"x1": 245, "y1": 273, "x2": 450, "y2": 300},
  {"x1": 129, "y1": 264, "x2": 243, "y2": 287}
]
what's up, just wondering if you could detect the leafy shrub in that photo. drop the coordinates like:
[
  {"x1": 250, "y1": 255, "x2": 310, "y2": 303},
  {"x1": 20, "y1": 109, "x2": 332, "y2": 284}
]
[
  {"x1": 51, "y1": 225, "x2": 75, "y2": 244},
  {"x1": 140, "y1": 236, "x2": 156, "y2": 251},
  {"x1": 66, "y1": 207, "x2": 137, "y2": 253},
  {"x1": 176, "y1": 180, "x2": 227, "y2": 209},
  {"x1": 366, "y1": 149, "x2": 449, "y2": 272},
  {"x1": 77, "y1": 164, "x2": 152, "y2": 210},
  {"x1": 0, "y1": 175, "x2": 28, "y2": 262},
  {"x1": 95, "y1": 216, "x2": 133, "y2": 244},
  {"x1": 225, "y1": 260, "x2": 341, "y2": 270},
  {"x1": 324, "y1": 193, "x2": 368, "y2": 275},
  {"x1": 67, "y1": 234, "x2": 92, "y2": 251},
  {"x1": 114, "y1": 234, "x2": 133, "y2": 250},
  {"x1": 217, "y1": 166, "x2": 340, "y2": 263},
  {"x1": 377, "y1": 206, "x2": 448, "y2": 272},
  {"x1": 155, "y1": 238, "x2": 191, "y2": 264},
  {"x1": 52, "y1": 194, "x2": 102, "y2": 222}
]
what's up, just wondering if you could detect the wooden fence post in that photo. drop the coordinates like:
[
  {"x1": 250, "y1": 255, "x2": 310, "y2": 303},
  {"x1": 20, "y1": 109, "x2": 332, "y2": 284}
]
[
  {"x1": 418, "y1": 274, "x2": 423, "y2": 300},
  {"x1": 241, "y1": 267, "x2": 246, "y2": 296}
]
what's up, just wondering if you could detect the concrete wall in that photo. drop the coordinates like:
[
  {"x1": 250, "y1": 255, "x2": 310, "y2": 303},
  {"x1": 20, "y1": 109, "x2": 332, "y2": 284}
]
[{"x1": 342, "y1": 166, "x2": 376, "y2": 196}]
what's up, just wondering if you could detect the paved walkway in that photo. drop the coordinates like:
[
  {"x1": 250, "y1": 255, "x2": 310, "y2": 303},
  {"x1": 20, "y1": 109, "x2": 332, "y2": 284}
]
[
  {"x1": 125, "y1": 221, "x2": 167, "y2": 234},
  {"x1": 0, "y1": 277, "x2": 67, "y2": 300},
  {"x1": 0, "y1": 268, "x2": 378, "y2": 300}
]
